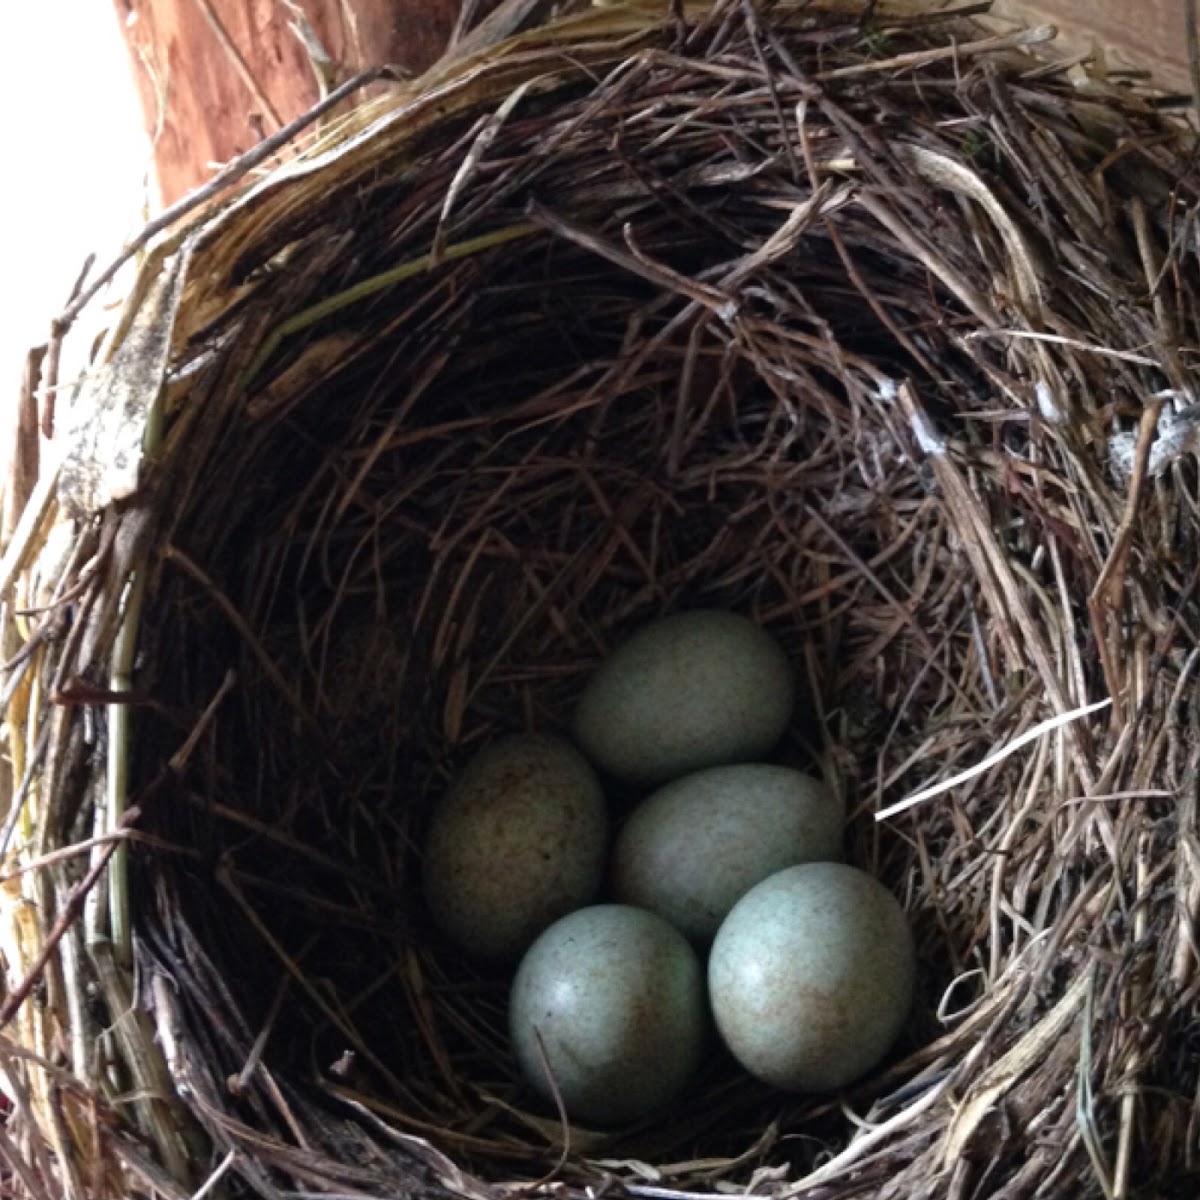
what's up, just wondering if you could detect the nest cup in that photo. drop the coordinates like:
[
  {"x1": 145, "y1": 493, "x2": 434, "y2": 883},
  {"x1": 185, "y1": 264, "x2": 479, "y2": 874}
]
[{"x1": 4, "y1": 2, "x2": 1200, "y2": 1196}]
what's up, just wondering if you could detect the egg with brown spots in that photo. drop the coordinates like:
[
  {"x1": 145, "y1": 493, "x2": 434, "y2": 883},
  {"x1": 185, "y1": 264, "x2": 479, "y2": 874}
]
[
  {"x1": 422, "y1": 734, "x2": 608, "y2": 962},
  {"x1": 708, "y1": 862, "x2": 915, "y2": 1091},
  {"x1": 509, "y1": 905, "x2": 707, "y2": 1125}
]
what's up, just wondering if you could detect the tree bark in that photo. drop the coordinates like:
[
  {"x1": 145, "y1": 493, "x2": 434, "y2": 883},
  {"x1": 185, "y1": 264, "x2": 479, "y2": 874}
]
[{"x1": 114, "y1": 0, "x2": 468, "y2": 206}]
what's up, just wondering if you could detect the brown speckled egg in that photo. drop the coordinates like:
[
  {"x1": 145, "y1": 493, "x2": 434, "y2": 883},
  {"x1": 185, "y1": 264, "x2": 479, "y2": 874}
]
[
  {"x1": 509, "y1": 905, "x2": 707, "y2": 1125},
  {"x1": 708, "y1": 863, "x2": 915, "y2": 1092},
  {"x1": 422, "y1": 734, "x2": 607, "y2": 962}
]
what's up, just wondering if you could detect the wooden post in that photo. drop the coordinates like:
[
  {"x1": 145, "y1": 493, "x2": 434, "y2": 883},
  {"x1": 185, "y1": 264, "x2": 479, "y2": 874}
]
[
  {"x1": 990, "y1": 0, "x2": 1194, "y2": 94},
  {"x1": 113, "y1": 0, "x2": 468, "y2": 206}
]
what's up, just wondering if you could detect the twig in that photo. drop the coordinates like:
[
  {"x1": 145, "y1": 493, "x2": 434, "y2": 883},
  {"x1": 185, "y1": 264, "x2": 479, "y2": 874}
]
[
  {"x1": 1187, "y1": 0, "x2": 1200, "y2": 120},
  {"x1": 245, "y1": 222, "x2": 539, "y2": 381},
  {"x1": 876, "y1": 700, "x2": 1112, "y2": 821},
  {"x1": 0, "y1": 1122, "x2": 53, "y2": 1200},
  {"x1": 59, "y1": 66, "x2": 401, "y2": 331},
  {"x1": 815, "y1": 24, "x2": 1057, "y2": 80},
  {"x1": 0, "y1": 807, "x2": 141, "y2": 1028}
]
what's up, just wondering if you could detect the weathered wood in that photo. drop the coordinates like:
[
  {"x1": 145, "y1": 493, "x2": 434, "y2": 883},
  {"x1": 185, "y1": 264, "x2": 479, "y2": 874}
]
[
  {"x1": 991, "y1": 0, "x2": 1193, "y2": 93},
  {"x1": 113, "y1": 0, "x2": 465, "y2": 205}
]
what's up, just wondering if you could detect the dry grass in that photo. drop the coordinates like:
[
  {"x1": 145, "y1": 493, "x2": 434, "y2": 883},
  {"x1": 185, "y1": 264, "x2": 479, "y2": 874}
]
[{"x1": 2, "y1": 1, "x2": 1200, "y2": 1197}]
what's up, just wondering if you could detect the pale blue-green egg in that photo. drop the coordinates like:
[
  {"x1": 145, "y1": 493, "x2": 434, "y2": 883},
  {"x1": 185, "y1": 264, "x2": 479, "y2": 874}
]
[
  {"x1": 611, "y1": 763, "x2": 843, "y2": 943},
  {"x1": 509, "y1": 905, "x2": 707, "y2": 1125},
  {"x1": 573, "y1": 610, "x2": 795, "y2": 786},
  {"x1": 709, "y1": 863, "x2": 915, "y2": 1092}
]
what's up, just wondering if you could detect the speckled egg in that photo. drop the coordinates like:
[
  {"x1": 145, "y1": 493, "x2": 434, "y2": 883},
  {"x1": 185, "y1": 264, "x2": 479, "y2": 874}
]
[
  {"x1": 572, "y1": 610, "x2": 795, "y2": 786},
  {"x1": 509, "y1": 905, "x2": 708, "y2": 1125},
  {"x1": 708, "y1": 863, "x2": 915, "y2": 1092},
  {"x1": 422, "y1": 734, "x2": 608, "y2": 962},
  {"x1": 611, "y1": 764, "x2": 843, "y2": 943}
]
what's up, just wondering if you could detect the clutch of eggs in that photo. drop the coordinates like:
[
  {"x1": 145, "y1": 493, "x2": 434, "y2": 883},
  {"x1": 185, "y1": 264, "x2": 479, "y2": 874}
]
[{"x1": 420, "y1": 609, "x2": 916, "y2": 1124}]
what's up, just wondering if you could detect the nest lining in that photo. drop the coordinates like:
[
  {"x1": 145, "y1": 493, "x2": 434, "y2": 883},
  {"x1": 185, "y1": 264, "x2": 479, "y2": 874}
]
[{"x1": 4, "y1": 2, "x2": 1200, "y2": 1198}]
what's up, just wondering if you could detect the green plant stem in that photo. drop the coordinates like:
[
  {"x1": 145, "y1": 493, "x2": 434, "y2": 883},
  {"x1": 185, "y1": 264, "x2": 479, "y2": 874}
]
[{"x1": 245, "y1": 222, "x2": 539, "y2": 383}]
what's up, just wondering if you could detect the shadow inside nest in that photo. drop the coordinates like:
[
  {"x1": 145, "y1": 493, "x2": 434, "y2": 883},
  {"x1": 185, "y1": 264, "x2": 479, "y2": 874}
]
[{"x1": 131, "y1": 222, "x2": 1040, "y2": 1181}]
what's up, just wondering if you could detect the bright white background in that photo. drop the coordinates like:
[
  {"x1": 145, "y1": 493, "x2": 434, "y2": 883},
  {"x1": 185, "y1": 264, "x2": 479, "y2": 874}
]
[{"x1": 0, "y1": 3, "x2": 150, "y2": 467}]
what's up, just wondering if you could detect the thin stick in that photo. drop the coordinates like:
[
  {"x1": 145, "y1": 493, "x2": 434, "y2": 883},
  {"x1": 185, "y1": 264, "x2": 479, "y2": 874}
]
[
  {"x1": 0, "y1": 826, "x2": 190, "y2": 883},
  {"x1": 245, "y1": 222, "x2": 539, "y2": 382},
  {"x1": 876, "y1": 700, "x2": 1112, "y2": 821},
  {"x1": 814, "y1": 24, "x2": 1057, "y2": 80},
  {"x1": 107, "y1": 568, "x2": 146, "y2": 969},
  {"x1": 189, "y1": 1149, "x2": 237, "y2": 1200},
  {"x1": 60, "y1": 66, "x2": 400, "y2": 331},
  {"x1": 1113, "y1": 833, "x2": 1153, "y2": 1198},
  {"x1": 0, "y1": 807, "x2": 140, "y2": 1027},
  {"x1": 0, "y1": 1122, "x2": 53, "y2": 1200},
  {"x1": 964, "y1": 330, "x2": 1160, "y2": 366},
  {"x1": 1076, "y1": 971, "x2": 1116, "y2": 1199}
]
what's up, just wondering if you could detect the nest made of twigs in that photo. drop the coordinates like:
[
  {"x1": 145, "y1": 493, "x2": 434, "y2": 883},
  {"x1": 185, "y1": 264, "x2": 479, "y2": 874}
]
[{"x1": 3, "y1": 2, "x2": 1200, "y2": 1197}]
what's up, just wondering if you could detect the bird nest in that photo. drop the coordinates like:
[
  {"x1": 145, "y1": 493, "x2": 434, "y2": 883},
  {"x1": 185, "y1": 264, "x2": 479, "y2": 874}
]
[{"x1": 3, "y1": 1, "x2": 1200, "y2": 1197}]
